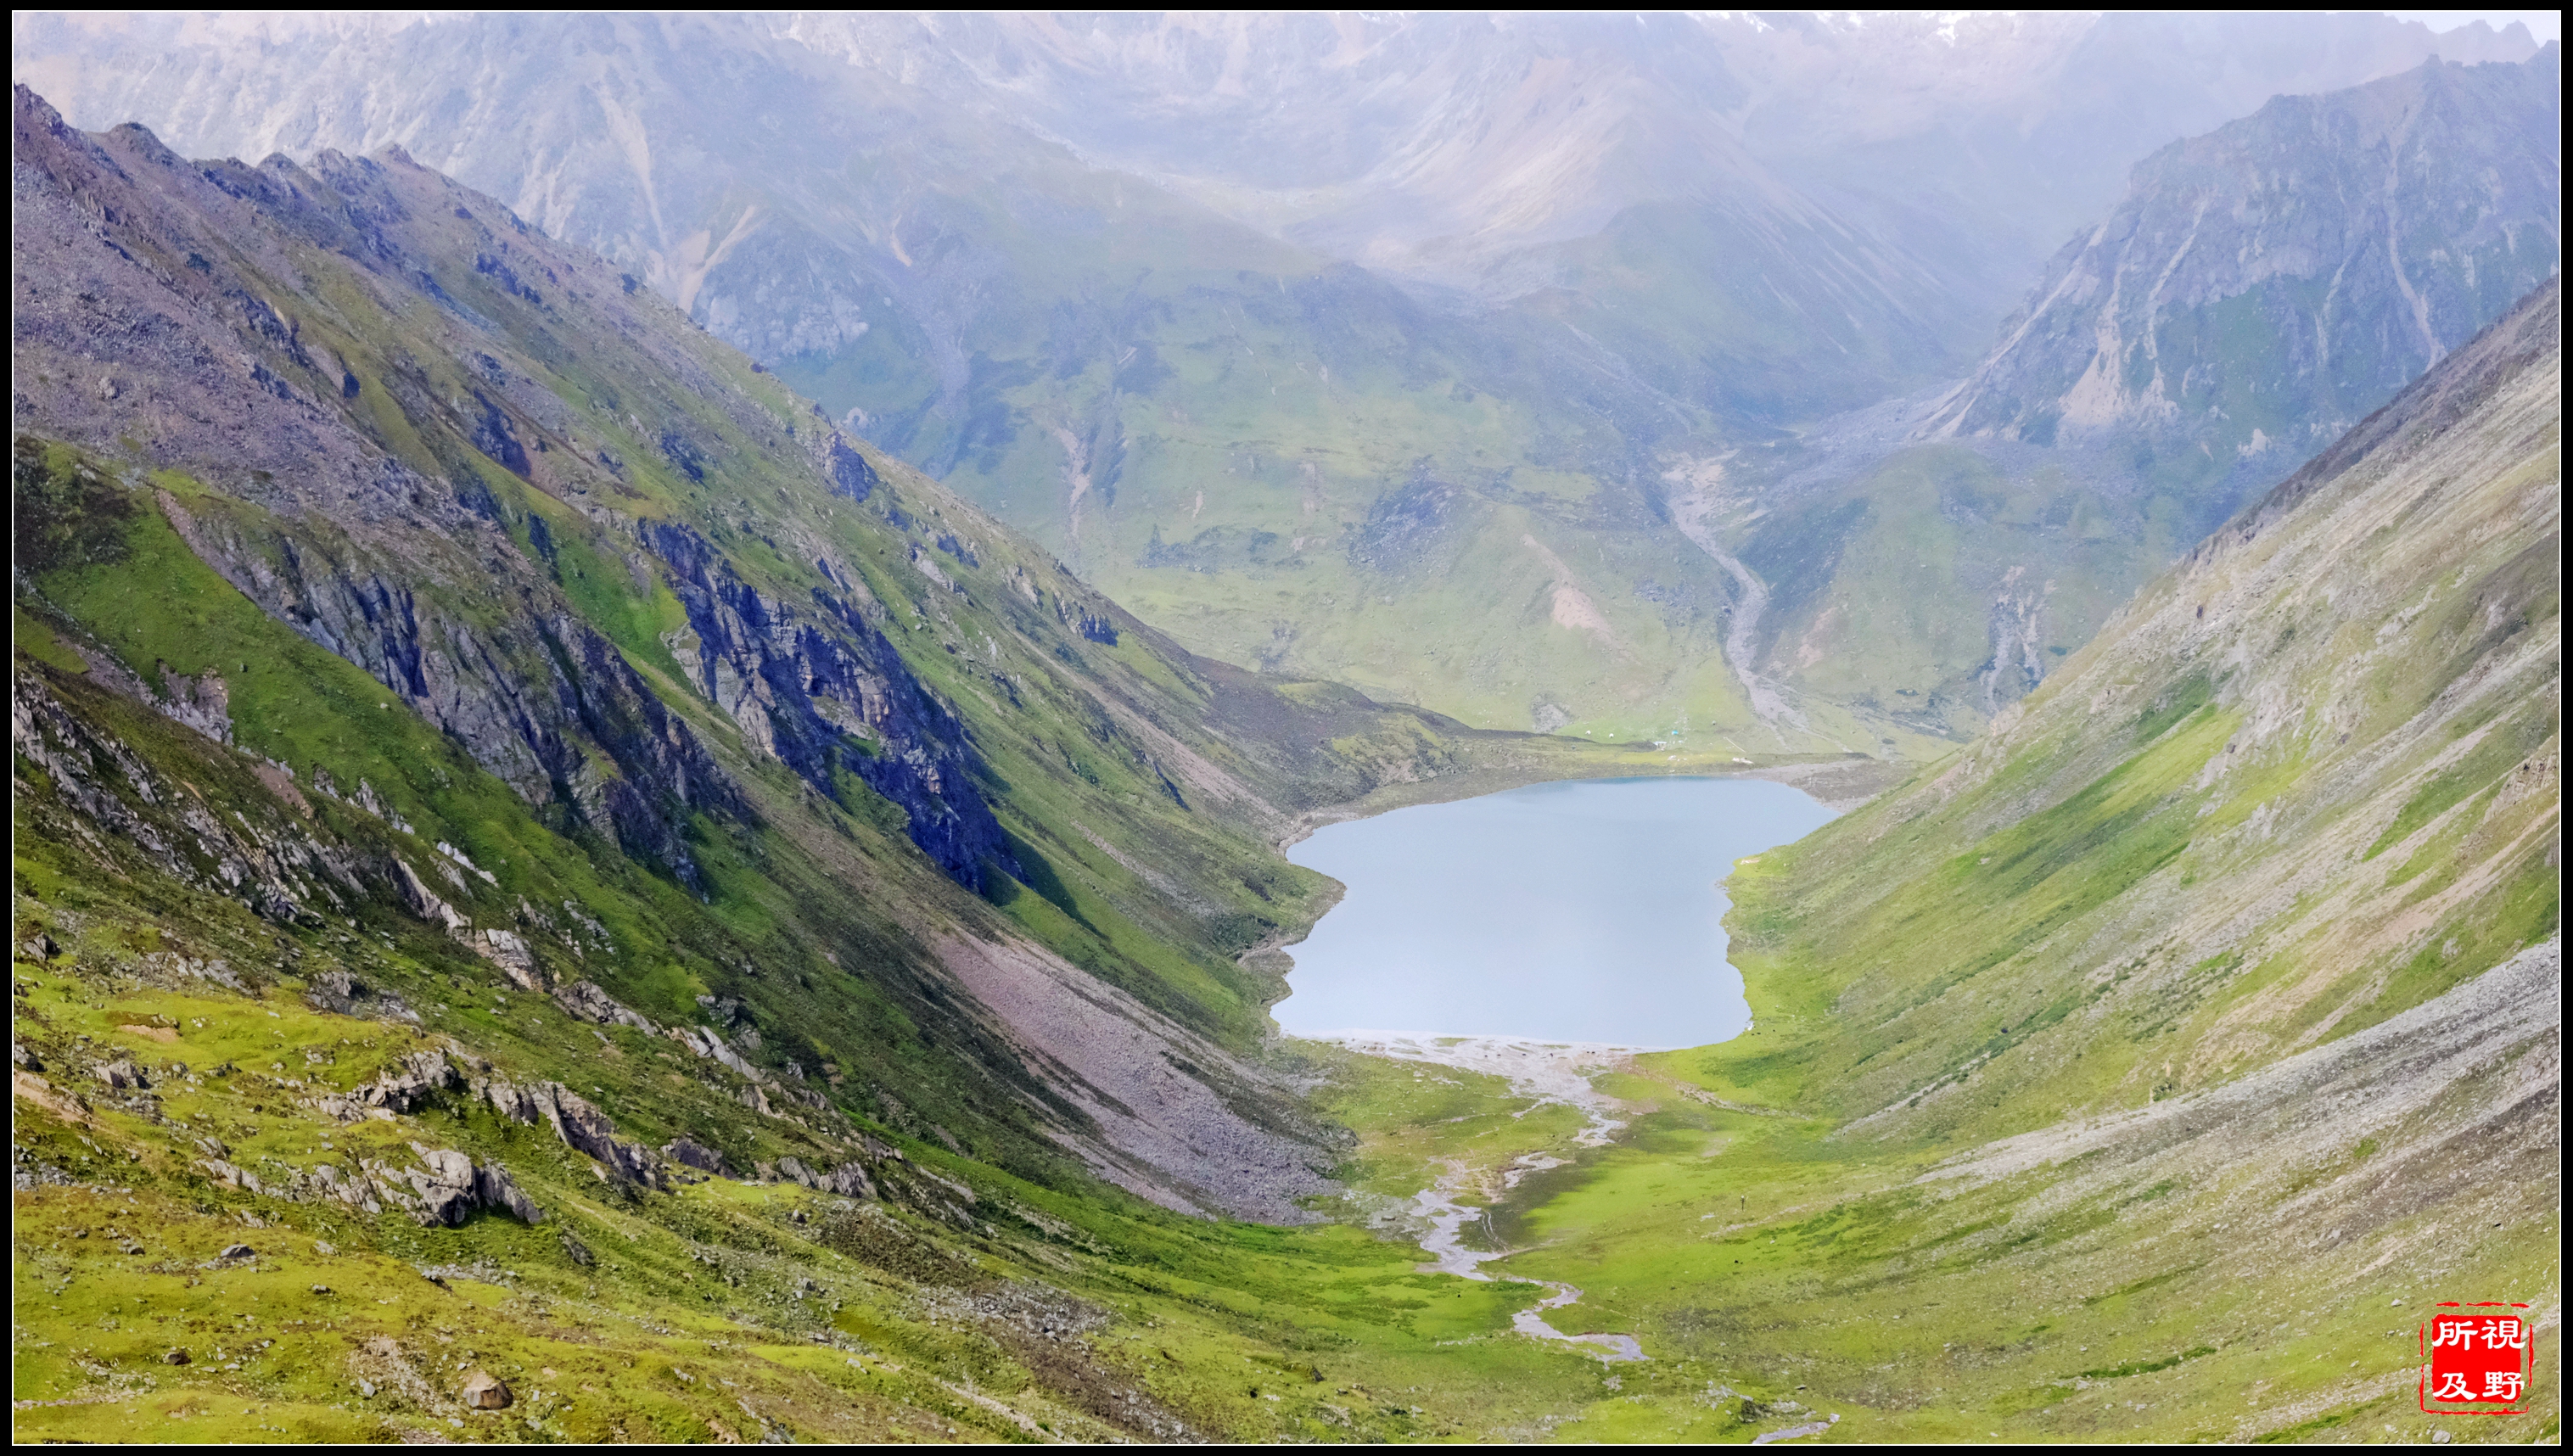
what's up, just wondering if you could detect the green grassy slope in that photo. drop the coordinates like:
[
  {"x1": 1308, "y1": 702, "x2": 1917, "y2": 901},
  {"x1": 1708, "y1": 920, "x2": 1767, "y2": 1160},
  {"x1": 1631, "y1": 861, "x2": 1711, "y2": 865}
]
[
  {"x1": 8, "y1": 710, "x2": 1616, "y2": 1442},
  {"x1": 1717, "y1": 281, "x2": 2559, "y2": 1140},
  {"x1": 775, "y1": 249, "x2": 1782, "y2": 746},
  {"x1": 1726, "y1": 443, "x2": 2210, "y2": 738},
  {"x1": 1415, "y1": 283, "x2": 2562, "y2": 1442}
]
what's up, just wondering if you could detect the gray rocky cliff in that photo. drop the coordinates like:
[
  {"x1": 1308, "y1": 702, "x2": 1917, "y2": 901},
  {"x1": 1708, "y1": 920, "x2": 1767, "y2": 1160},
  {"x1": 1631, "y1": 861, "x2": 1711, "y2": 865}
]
[
  {"x1": 1922, "y1": 47, "x2": 2561, "y2": 479},
  {"x1": 640, "y1": 518, "x2": 1016, "y2": 891},
  {"x1": 12, "y1": 86, "x2": 740, "y2": 889}
]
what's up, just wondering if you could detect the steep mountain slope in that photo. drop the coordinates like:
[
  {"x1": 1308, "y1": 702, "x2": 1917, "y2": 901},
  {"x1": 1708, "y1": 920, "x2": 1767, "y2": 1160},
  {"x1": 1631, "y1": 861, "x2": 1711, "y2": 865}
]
[
  {"x1": 13, "y1": 10, "x2": 2535, "y2": 750},
  {"x1": 1921, "y1": 47, "x2": 2563, "y2": 475},
  {"x1": 1715, "y1": 47, "x2": 2561, "y2": 741},
  {"x1": 1414, "y1": 280, "x2": 2559, "y2": 1443},
  {"x1": 1729, "y1": 277, "x2": 2559, "y2": 1140},
  {"x1": 10, "y1": 81, "x2": 1627, "y2": 1220}
]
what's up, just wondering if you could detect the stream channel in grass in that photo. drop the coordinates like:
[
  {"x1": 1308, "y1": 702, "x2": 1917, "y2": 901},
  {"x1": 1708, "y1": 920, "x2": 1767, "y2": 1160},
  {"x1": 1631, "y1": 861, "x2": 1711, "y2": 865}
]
[{"x1": 1279, "y1": 775, "x2": 1835, "y2": 1359}]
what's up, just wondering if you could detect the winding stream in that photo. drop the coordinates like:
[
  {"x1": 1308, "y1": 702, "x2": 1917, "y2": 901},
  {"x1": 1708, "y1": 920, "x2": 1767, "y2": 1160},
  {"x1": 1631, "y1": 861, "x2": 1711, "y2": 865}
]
[
  {"x1": 1665, "y1": 454, "x2": 1797, "y2": 736},
  {"x1": 1326, "y1": 1034, "x2": 1647, "y2": 1362},
  {"x1": 1287, "y1": 777, "x2": 1835, "y2": 1363}
]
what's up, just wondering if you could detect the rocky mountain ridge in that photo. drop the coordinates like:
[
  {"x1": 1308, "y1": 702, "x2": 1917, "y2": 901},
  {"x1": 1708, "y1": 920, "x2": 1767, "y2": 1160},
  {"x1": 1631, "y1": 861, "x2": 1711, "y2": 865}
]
[
  {"x1": 1708, "y1": 44, "x2": 2559, "y2": 747},
  {"x1": 1920, "y1": 46, "x2": 2562, "y2": 479}
]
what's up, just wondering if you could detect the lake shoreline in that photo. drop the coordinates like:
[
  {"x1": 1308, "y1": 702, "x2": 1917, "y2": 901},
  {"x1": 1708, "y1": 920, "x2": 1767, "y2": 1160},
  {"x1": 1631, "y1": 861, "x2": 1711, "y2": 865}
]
[{"x1": 1272, "y1": 756, "x2": 1899, "y2": 856}]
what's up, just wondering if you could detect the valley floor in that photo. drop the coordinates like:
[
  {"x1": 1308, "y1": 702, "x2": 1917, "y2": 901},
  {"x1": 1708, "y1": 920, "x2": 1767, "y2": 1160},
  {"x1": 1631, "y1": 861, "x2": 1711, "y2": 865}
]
[
  {"x1": 9, "y1": 753, "x2": 2555, "y2": 1446},
  {"x1": 12, "y1": 948, "x2": 2558, "y2": 1444},
  {"x1": 1298, "y1": 947, "x2": 2562, "y2": 1444}
]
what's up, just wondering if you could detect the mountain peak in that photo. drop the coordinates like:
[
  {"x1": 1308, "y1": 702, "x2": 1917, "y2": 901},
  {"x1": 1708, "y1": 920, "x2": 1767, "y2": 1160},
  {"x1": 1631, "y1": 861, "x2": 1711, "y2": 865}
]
[{"x1": 1914, "y1": 45, "x2": 2560, "y2": 487}]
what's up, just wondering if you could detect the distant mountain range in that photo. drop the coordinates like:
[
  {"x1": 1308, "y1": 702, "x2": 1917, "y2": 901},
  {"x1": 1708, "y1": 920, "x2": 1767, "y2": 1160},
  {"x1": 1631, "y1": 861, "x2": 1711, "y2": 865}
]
[{"x1": 8, "y1": 14, "x2": 2556, "y2": 752}]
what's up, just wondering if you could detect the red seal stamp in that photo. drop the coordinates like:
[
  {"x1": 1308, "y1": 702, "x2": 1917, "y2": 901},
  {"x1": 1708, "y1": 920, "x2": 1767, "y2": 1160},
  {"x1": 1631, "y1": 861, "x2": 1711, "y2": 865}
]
[{"x1": 2418, "y1": 1303, "x2": 2534, "y2": 1414}]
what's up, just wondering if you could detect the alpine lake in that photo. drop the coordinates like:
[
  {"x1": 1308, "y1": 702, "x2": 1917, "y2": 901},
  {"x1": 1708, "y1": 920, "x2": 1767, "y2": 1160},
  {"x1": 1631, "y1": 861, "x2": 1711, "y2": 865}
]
[{"x1": 1275, "y1": 776, "x2": 1837, "y2": 1047}]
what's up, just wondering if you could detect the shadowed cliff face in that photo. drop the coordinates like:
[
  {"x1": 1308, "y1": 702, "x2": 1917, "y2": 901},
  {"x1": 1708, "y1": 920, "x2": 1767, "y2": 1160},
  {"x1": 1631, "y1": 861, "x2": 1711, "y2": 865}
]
[{"x1": 636, "y1": 518, "x2": 1016, "y2": 891}]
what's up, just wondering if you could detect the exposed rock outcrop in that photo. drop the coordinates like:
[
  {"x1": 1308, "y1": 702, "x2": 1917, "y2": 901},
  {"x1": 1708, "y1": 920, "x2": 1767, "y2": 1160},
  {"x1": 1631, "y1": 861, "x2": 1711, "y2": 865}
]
[
  {"x1": 304, "y1": 970, "x2": 421, "y2": 1024},
  {"x1": 12, "y1": 665, "x2": 359, "y2": 927},
  {"x1": 473, "y1": 927, "x2": 541, "y2": 991},
  {"x1": 199, "y1": 1140, "x2": 540, "y2": 1227},
  {"x1": 552, "y1": 979, "x2": 656, "y2": 1031},
  {"x1": 310, "y1": 1047, "x2": 462, "y2": 1122},
  {"x1": 665, "y1": 1022, "x2": 767, "y2": 1086},
  {"x1": 822, "y1": 430, "x2": 877, "y2": 502},
  {"x1": 473, "y1": 1069, "x2": 667, "y2": 1189},
  {"x1": 367, "y1": 1146, "x2": 542, "y2": 1225},
  {"x1": 775, "y1": 1153, "x2": 876, "y2": 1201},
  {"x1": 640, "y1": 519, "x2": 1015, "y2": 890},
  {"x1": 664, "y1": 1136, "x2": 731, "y2": 1176}
]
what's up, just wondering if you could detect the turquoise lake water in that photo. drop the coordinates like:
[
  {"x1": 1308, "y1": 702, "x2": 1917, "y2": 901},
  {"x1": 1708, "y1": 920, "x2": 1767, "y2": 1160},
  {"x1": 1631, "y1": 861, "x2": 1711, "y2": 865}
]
[{"x1": 1275, "y1": 776, "x2": 1837, "y2": 1047}]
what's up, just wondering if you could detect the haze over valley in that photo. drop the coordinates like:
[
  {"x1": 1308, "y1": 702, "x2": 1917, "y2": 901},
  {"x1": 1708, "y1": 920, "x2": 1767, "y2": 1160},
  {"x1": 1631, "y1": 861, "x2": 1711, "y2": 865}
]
[
  {"x1": 19, "y1": 11, "x2": 2558, "y2": 749},
  {"x1": 9, "y1": 10, "x2": 2559, "y2": 1444}
]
